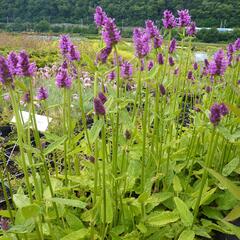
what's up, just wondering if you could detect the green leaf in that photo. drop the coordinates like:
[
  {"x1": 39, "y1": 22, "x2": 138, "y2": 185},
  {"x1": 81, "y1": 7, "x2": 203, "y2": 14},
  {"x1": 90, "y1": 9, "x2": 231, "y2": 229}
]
[
  {"x1": 22, "y1": 204, "x2": 41, "y2": 219},
  {"x1": 136, "y1": 223, "x2": 147, "y2": 234},
  {"x1": 43, "y1": 135, "x2": 67, "y2": 156},
  {"x1": 0, "y1": 210, "x2": 15, "y2": 218},
  {"x1": 178, "y1": 230, "x2": 195, "y2": 240},
  {"x1": 88, "y1": 118, "x2": 104, "y2": 144},
  {"x1": 60, "y1": 228, "x2": 89, "y2": 240},
  {"x1": 138, "y1": 192, "x2": 149, "y2": 204},
  {"x1": 222, "y1": 157, "x2": 239, "y2": 176},
  {"x1": 66, "y1": 212, "x2": 84, "y2": 230},
  {"x1": 225, "y1": 205, "x2": 240, "y2": 221},
  {"x1": 174, "y1": 197, "x2": 193, "y2": 227},
  {"x1": 49, "y1": 198, "x2": 87, "y2": 209},
  {"x1": 101, "y1": 192, "x2": 113, "y2": 224},
  {"x1": 207, "y1": 168, "x2": 240, "y2": 200},
  {"x1": 146, "y1": 211, "x2": 179, "y2": 227},
  {"x1": 13, "y1": 194, "x2": 30, "y2": 208},
  {"x1": 173, "y1": 176, "x2": 182, "y2": 193}
]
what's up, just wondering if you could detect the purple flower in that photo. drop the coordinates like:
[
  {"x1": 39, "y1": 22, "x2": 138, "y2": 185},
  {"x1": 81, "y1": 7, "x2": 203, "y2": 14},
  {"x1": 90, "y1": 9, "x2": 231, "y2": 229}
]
[
  {"x1": 209, "y1": 103, "x2": 229, "y2": 126},
  {"x1": 0, "y1": 218, "x2": 10, "y2": 231},
  {"x1": 59, "y1": 35, "x2": 71, "y2": 57},
  {"x1": 145, "y1": 20, "x2": 159, "y2": 38},
  {"x1": 238, "y1": 80, "x2": 240, "y2": 85},
  {"x1": 37, "y1": 87, "x2": 48, "y2": 100},
  {"x1": 209, "y1": 49, "x2": 228, "y2": 76},
  {"x1": 234, "y1": 38, "x2": 240, "y2": 51},
  {"x1": 219, "y1": 103, "x2": 229, "y2": 116},
  {"x1": 69, "y1": 44, "x2": 80, "y2": 61},
  {"x1": 148, "y1": 60, "x2": 154, "y2": 71},
  {"x1": 61, "y1": 61, "x2": 68, "y2": 69},
  {"x1": 154, "y1": 35, "x2": 163, "y2": 49},
  {"x1": 17, "y1": 51, "x2": 36, "y2": 77},
  {"x1": 169, "y1": 38, "x2": 177, "y2": 54},
  {"x1": 7, "y1": 52, "x2": 18, "y2": 75},
  {"x1": 204, "y1": 59, "x2": 209, "y2": 67},
  {"x1": 159, "y1": 84, "x2": 166, "y2": 96},
  {"x1": 121, "y1": 61, "x2": 133, "y2": 79},
  {"x1": 177, "y1": 10, "x2": 191, "y2": 27},
  {"x1": 162, "y1": 10, "x2": 176, "y2": 29},
  {"x1": 98, "y1": 92, "x2": 107, "y2": 104},
  {"x1": 174, "y1": 68, "x2": 179, "y2": 75},
  {"x1": 94, "y1": 97, "x2": 106, "y2": 115},
  {"x1": 108, "y1": 71, "x2": 116, "y2": 81},
  {"x1": 133, "y1": 28, "x2": 151, "y2": 58},
  {"x1": 96, "y1": 47, "x2": 112, "y2": 64},
  {"x1": 157, "y1": 53, "x2": 164, "y2": 65},
  {"x1": 102, "y1": 17, "x2": 121, "y2": 47},
  {"x1": 94, "y1": 6, "x2": 107, "y2": 28},
  {"x1": 205, "y1": 86, "x2": 212, "y2": 93},
  {"x1": 169, "y1": 56, "x2": 175, "y2": 66},
  {"x1": 0, "y1": 56, "x2": 13, "y2": 85},
  {"x1": 193, "y1": 62, "x2": 198, "y2": 70},
  {"x1": 56, "y1": 67, "x2": 72, "y2": 88},
  {"x1": 186, "y1": 22, "x2": 197, "y2": 36},
  {"x1": 187, "y1": 70, "x2": 194, "y2": 80},
  {"x1": 227, "y1": 43, "x2": 235, "y2": 66}
]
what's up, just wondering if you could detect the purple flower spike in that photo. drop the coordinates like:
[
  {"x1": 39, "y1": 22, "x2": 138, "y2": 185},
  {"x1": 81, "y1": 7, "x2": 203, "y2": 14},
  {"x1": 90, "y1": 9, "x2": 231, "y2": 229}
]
[
  {"x1": 187, "y1": 71, "x2": 194, "y2": 80},
  {"x1": 133, "y1": 28, "x2": 151, "y2": 58},
  {"x1": 145, "y1": 20, "x2": 159, "y2": 38},
  {"x1": 157, "y1": 53, "x2": 164, "y2": 65},
  {"x1": 177, "y1": 9, "x2": 191, "y2": 27},
  {"x1": 59, "y1": 35, "x2": 71, "y2": 57},
  {"x1": 186, "y1": 22, "x2": 197, "y2": 36},
  {"x1": 219, "y1": 103, "x2": 229, "y2": 116},
  {"x1": 205, "y1": 86, "x2": 212, "y2": 93},
  {"x1": 94, "y1": 97, "x2": 106, "y2": 116},
  {"x1": 96, "y1": 47, "x2": 112, "y2": 64},
  {"x1": 108, "y1": 71, "x2": 116, "y2": 81},
  {"x1": 121, "y1": 61, "x2": 133, "y2": 79},
  {"x1": 69, "y1": 44, "x2": 80, "y2": 61},
  {"x1": 102, "y1": 17, "x2": 121, "y2": 47},
  {"x1": 159, "y1": 84, "x2": 166, "y2": 96},
  {"x1": 209, "y1": 103, "x2": 229, "y2": 126},
  {"x1": 56, "y1": 68, "x2": 72, "y2": 88},
  {"x1": 94, "y1": 6, "x2": 107, "y2": 28},
  {"x1": 174, "y1": 68, "x2": 179, "y2": 75},
  {"x1": 169, "y1": 56, "x2": 175, "y2": 66},
  {"x1": 209, "y1": 49, "x2": 228, "y2": 76},
  {"x1": 169, "y1": 38, "x2": 177, "y2": 54},
  {"x1": 0, "y1": 56, "x2": 13, "y2": 85},
  {"x1": 17, "y1": 51, "x2": 36, "y2": 77},
  {"x1": 234, "y1": 38, "x2": 240, "y2": 51},
  {"x1": 7, "y1": 52, "x2": 18, "y2": 75},
  {"x1": 154, "y1": 35, "x2": 163, "y2": 49},
  {"x1": 148, "y1": 60, "x2": 154, "y2": 71},
  {"x1": 162, "y1": 10, "x2": 176, "y2": 29},
  {"x1": 37, "y1": 87, "x2": 48, "y2": 100},
  {"x1": 98, "y1": 92, "x2": 107, "y2": 104},
  {"x1": 193, "y1": 62, "x2": 198, "y2": 70}
]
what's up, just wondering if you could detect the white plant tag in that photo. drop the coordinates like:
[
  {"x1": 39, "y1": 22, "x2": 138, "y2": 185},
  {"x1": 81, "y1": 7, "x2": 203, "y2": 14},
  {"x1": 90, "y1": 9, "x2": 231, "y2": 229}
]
[{"x1": 11, "y1": 111, "x2": 52, "y2": 132}]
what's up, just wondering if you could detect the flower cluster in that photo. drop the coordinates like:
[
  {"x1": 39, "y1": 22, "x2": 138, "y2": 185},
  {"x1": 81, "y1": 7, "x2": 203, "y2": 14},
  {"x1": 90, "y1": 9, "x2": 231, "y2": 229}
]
[
  {"x1": 169, "y1": 38, "x2": 177, "y2": 54},
  {"x1": 55, "y1": 67, "x2": 72, "y2": 89},
  {"x1": 94, "y1": 92, "x2": 107, "y2": 116},
  {"x1": 94, "y1": 6, "x2": 107, "y2": 28},
  {"x1": 121, "y1": 61, "x2": 133, "y2": 79},
  {"x1": 37, "y1": 87, "x2": 48, "y2": 101},
  {"x1": 17, "y1": 51, "x2": 36, "y2": 77},
  {"x1": 59, "y1": 35, "x2": 80, "y2": 61},
  {"x1": 162, "y1": 10, "x2": 177, "y2": 29},
  {"x1": 209, "y1": 103, "x2": 229, "y2": 126},
  {"x1": 133, "y1": 28, "x2": 151, "y2": 58},
  {"x1": 177, "y1": 10, "x2": 191, "y2": 27},
  {"x1": 7, "y1": 52, "x2": 18, "y2": 75},
  {"x1": 209, "y1": 49, "x2": 228, "y2": 76},
  {"x1": 0, "y1": 56, "x2": 13, "y2": 86}
]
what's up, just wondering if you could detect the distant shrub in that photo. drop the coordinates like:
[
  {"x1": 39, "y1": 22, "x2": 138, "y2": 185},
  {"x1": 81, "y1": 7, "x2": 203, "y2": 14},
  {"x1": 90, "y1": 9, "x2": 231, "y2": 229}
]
[{"x1": 34, "y1": 20, "x2": 50, "y2": 32}]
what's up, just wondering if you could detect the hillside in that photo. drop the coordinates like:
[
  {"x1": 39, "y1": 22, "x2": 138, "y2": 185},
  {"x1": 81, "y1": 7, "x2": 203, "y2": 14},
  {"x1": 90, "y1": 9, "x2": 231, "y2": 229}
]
[{"x1": 0, "y1": 0, "x2": 239, "y2": 27}]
